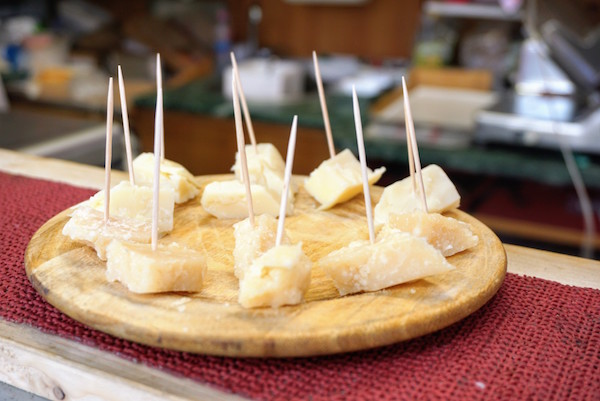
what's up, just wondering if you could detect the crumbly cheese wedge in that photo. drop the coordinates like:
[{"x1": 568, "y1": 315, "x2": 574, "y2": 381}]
[
  {"x1": 62, "y1": 206, "x2": 151, "y2": 260},
  {"x1": 382, "y1": 211, "x2": 478, "y2": 257},
  {"x1": 319, "y1": 230, "x2": 454, "y2": 296},
  {"x1": 231, "y1": 143, "x2": 294, "y2": 213},
  {"x1": 85, "y1": 181, "x2": 174, "y2": 233},
  {"x1": 238, "y1": 243, "x2": 312, "y2": 308},
  {"x1": 233, "y1": 214, "x2": 290, "y2": 279},
  {"x1": 200, "y1": 180, "x2": 282, "y2": 219},
  {"x1": 133, "y1": 152, "x2": 199, "y2": 203},
  {"x1": 232, "y1": 143, "x2": 286, "y2": 179},
  {"x1": 106, "y1": 240, "x2": 207, "y2": 293},
  {"x1": 374, "y1": 164, "x2": 460, "y2": 227},
  {"x1": 304, "y1": 149, "x2": 386, "y2": 210}
]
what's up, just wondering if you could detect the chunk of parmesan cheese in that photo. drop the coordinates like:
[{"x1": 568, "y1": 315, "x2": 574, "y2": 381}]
[
  {"x1": 232, "y1": 143, "x2": 286, "y2": 180},
  {"x1": 382, "y1": 211, "x2": 478, "y2": 257},
  {"x1": 62, "y1": 206, "x2": 151, "y2": 260},
  {"x1": 231, "y1": 143, "x2": 294, "y2": 213},
  {"x1": 85, "y1": 180, "x2": 174, "y2": 233},
  {"x1": 374, "y1": 164, "x2": 460, "y2": 227},
  {"x1": 233, "y1": 214, "x2": 289, "y2": 279},
  {"x1": 106, "y1": 240, "x2": 207, "y2": 293},
  {"x1": 304, "y1": 149, "x2": 385, "y2": 210},
  {"x1": 319, "y1": 230, "x2": 453, "y2": 296},
  {"x1": 200, "y1": 180, "x2": 282, "y2": 219},
  {"x1": 133, "y1": 152, "x2": 199, "y2": 203},
  {"x1": 238, "y1": 243, "x2": 311, "y2": 308}
]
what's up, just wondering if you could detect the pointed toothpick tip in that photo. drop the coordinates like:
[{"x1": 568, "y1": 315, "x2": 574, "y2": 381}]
[
  {"x1": 402, "y1": 75, "x2": 416, "y2": 193},
  {"x1": 313, "y1": 51, "x2": 335, "y2": 159},
  {"x1": 402, "y1": 76, "x2": 428, "y2": 213},
  {"x1": 151, "y1": 79, "x2": 163, "y2": 251},
  {"x1": 229, "y1": 52, "x2": 257, "y2": 149},
  {"x1": 104, "y1": 77, "x2": 114, "y2": 224},
  {"x1": 117, "y1": 65, "x2": 135, "y2": 185},
  {"x1": 276, "y1": 115, "x2": 298, "y2": 246}
]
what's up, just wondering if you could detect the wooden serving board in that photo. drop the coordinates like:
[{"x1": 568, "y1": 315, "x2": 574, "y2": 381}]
[{"x1": 25, "y1": 175, "x2": 506, "y2": 358}]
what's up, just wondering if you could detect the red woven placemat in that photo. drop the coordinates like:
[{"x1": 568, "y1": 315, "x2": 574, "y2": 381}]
[{"x1": 1, "y1": 171, "x2": 599, "y2": 401}]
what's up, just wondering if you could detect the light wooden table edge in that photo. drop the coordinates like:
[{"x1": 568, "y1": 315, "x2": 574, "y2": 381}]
[
  {"x1": 2, "y1": 148, "x2": 600, "y2": 400},
  {"x1": 0, "y1": 319, "x2": 248, "y2": 401}
]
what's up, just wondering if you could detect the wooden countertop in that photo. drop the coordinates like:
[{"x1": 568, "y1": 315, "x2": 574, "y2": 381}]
[{"x1": 1, "y1": 148, "x2": 599, "y2": 401}]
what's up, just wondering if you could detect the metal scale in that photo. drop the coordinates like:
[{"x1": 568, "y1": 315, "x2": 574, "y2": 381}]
[{"x1": 475, "y1": 0, "x2": 600, "y2": 153}]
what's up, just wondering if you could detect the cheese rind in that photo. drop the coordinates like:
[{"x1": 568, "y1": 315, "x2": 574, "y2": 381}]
[
  {"x1": 319, "y1": 231, "x2": 454, "y2": 296},
  {"x1": 231, "y1": 143, "x2": 294, "y2": 213},
  {"x1": 233, "y1": 214, "x2": 289, "y2": 279},
  {"x1": 374, "y1": 164, "x2": 460, "y2": 227},
  {"x1": 382, "y1": 211, "x2": 478, "y2": 257},
  {"x1": 106, "y1": 240, "x2": 207, "y2": 293},
  {"x1": 238, "y1": 243, "x2": 312, "y2": 308},
  {"x1": 85, "y1": 181, "x2": 174, "y2": 233},
  {"x1": 133, "y1": 152, "x2": 199, "y2": 203},
  {"x1": 62, "y1": 206, "x2": 152, "y2": 260},
  {"x1": 200, "y1": 180, "x2": 283, "y2": 219},
  {"x1": 305, "y1": 149, "x2": 386, "y2": 210}
]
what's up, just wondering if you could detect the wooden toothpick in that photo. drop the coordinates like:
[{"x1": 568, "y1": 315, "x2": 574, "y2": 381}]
[
  {"x1": 402, "y1": 77, "x2": 428, "y2": 213},
  {"x1": 232, "y1": 73, "x2": 255, "y2": 226},
  {"x1": 151, "y1": 81, "x2": 163, "y2": 251},
  {"x1": 312, "y1": 51, "x2": 335, "y2": 159},
  {"x1": 276, "y1": 115, "x2": 298, "y2": 247},
  {"x1": 117, "y1": 65, "x2": 135, "y2": 185},
  {"x1": 230, "y1": 52, "x2": 257, "y2": 150},
  {"x1": 401, "y1": 77, "x2": 415, "y2": 194},
  {"x1": 104, "y1": 77, "x2": 114, "y2": 224},
  {"x1": 156, "y1": 53, "x2": 165, "y2": 160},
  {"x1": 352, "y1": 86, "x2": 375, "y2": 244}
]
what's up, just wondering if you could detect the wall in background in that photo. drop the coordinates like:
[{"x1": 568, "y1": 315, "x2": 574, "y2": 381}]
[{"x1": 229, "y1": 0, "x2": 422, "y2": 60}]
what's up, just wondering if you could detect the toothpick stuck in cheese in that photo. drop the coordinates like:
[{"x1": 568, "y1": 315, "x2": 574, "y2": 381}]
[
  {"x1": 104, "y1": 55, "x2": 208, "y2": 294},
  {"x1": 235, "y1": 115, "x2": 311, "y2": 308}
]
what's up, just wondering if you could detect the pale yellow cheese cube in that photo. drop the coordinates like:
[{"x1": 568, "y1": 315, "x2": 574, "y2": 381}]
[
  {"x1": 374, "y1": 164, "x2": 460, "y2": 227},
  {"x1": 238, "y1": 243, "x2": 312, "y2": 308},
  {"x1": 232, "y1": 143, "x2": 286, "y2": 179},
  {"x1": 319, "y1": 230, "x2": 454, "y2": 296},
  {"x1": 106, "y1": 240, "x2": 207, "y2": 293},
  {"x1": 200, "y1": 180, "x2": 283, "y2": 219},
  {"x1": 304, "y1": 149, "x2": 386, "y2": 210},
  {"x1": 133, "y1": 152, "x2": 199, "y2": 203},
  {"x1": 382, "y1": 211, "x2": 478, "y2": 257},
  {"x1": 86, "y1": 181, "x2": 174, "y2": 233},
  {"x1": 62, "y1": 206, "x2": 151, "y2": 260},
  {"x1": 231, "y1": 143, "x2": 295, "y2": 212},
  {"x1": 233, "y1": 214, "x2": 289, "y2": 279}
]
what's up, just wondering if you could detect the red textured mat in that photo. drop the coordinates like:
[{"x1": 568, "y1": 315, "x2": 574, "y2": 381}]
[{"x1": 1, "y1": 171, "x2": 599, "y2": 401}]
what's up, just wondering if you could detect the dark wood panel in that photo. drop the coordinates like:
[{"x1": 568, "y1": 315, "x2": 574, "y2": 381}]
[
  {"x1": 229, "y1": 0, "x2": 422, "y2": 59},
  {"x1": 133, "y1": 108, "x2": 330, "y2": 175}
]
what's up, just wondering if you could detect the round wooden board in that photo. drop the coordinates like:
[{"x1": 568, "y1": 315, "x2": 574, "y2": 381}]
[{"x1": 25, "y1": 175, "x2": 507, "y2": 358}]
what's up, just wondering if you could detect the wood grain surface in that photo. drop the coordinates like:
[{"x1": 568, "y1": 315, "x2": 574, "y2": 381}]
[{"x1": 25, "y1": 175, "x2": 506, "y2": 358}]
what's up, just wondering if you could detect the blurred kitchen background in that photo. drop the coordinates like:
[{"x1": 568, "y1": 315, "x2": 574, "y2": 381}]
[{"x1": 1, "y1": 0, "x2": 599, "y2": 259}]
